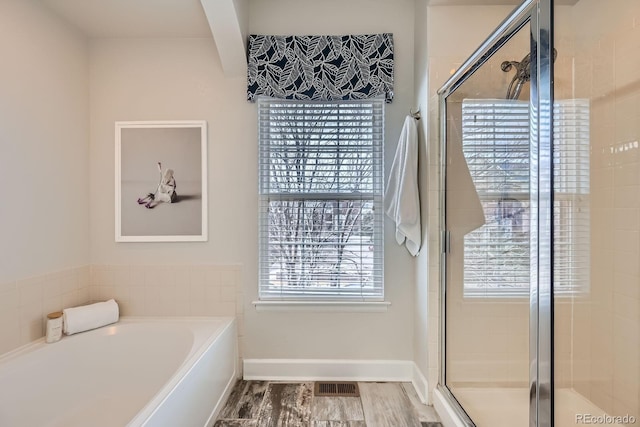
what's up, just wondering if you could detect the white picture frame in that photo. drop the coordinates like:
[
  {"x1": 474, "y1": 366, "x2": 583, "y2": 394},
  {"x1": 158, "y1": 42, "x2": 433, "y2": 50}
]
[{"x1": 115, "y1": 120, "x2": 208, "y2": 242}]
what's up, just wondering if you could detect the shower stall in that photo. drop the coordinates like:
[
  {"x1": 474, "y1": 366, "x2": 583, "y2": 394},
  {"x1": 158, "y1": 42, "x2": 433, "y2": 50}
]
[{"x1": 436, "y1": 0, "x2": 639, "y2": 426}]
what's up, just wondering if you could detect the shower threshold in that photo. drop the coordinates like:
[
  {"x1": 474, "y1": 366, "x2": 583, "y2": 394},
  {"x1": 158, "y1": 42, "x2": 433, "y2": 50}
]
[{"x1": 446, "y1": 387, "x2": 626, "y2": 427}]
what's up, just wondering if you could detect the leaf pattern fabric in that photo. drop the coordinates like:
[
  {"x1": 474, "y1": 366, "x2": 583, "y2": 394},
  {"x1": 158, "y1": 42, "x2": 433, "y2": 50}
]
[{"x1": 247, "y1": 34, "x2": 394, "y2": 103}]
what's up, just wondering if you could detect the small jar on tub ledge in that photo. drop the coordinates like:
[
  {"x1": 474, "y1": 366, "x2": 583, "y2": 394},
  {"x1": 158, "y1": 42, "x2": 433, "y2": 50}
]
[{"x1": 45, "y1": 311, "x2": 63, "y2": 343}]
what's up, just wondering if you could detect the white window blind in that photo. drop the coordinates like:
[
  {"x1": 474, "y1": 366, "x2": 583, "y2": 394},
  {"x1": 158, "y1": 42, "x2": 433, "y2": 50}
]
[
  {"x1": 462, "y1": 99, "x2": 531, "y2": 297},
  {"x1": 553, "y1": 99, "x2": 590, "y2": 296},
  {"x1": 461, "y1": 99, "x2": 590, "y2": 298},
  {"x1": 258, "y1": 98, "x2": 384, "y2": 301}
]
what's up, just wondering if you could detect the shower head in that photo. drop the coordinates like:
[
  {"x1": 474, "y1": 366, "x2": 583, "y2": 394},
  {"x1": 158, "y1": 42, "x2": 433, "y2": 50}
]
[{"x1": 501, "y1": 49, "x2": 557, "y2": 99}]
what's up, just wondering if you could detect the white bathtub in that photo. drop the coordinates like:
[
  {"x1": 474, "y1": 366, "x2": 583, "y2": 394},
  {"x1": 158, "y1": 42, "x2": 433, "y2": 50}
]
[{"x1": 0, "y1": 317, "x2": 237, "y2": 427}]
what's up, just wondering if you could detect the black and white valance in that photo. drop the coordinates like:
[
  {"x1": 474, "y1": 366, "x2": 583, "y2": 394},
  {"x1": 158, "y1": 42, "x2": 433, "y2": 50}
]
[{"x1": 247, "y1": 34, "x2": 394, "y2": 103}]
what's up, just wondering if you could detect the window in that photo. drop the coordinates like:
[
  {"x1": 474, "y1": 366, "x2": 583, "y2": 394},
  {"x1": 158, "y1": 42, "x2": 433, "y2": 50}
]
[
  {"x1": 552, "y1": 99, "x2": 590, "y2": 297},
  {"x1": 462, "y1": 100, "x2": 531, "y2": 298},
  {"x1": 461, "y1": 99, "x2": 589, "y2": 298},
  {"x1": 258, "y1": 99, "x2": 384, "y2": 301}
]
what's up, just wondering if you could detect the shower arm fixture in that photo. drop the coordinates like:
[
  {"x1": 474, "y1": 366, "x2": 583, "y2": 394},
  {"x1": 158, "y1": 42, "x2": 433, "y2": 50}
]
[{"x1": 501, "y1": 49, "x2": 557, "y2": 99}]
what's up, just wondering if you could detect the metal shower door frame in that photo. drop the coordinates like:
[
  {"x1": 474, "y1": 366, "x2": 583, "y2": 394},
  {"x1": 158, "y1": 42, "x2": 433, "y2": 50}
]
[{"x1": 436, "y1": 1, "x2": 554, "y2": 426}]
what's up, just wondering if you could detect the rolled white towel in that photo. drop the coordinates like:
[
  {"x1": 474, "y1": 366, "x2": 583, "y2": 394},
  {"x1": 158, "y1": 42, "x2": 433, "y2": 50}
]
[{"x1": 63, "y1": 299, "x2": 120, "y2": 335}]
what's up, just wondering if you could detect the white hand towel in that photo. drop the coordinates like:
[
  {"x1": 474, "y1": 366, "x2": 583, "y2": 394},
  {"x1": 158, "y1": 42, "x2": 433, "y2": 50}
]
[
  {"x1": 63, "y1": 299, "x2": 119, "y2": 335},
  {"x1": 385, "y1": 115, "x2": 421, "y2": 256}
]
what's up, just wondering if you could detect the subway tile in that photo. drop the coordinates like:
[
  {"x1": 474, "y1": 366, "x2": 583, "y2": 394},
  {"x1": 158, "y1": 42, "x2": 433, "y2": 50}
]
[
  {"x1": 144, "y1": 269, "x2": 165, "y2": 288},
  {"x1": 112, "y1": 266, "x2": 132, "y2": 287},
  {"x1": 20, "y1": 316, "x2": 44, "y2": 345},
  {"x1": 77, "y1": 287, "x2": 89, "y2": 305},
  {"x1": 0, "y1": 267, "x2": 91, "y2": 354},
  {"x1": 213, "y1": 302, "x2": 237, "y2": 317},
  {"x1": 614, "y1": 292, "x2": 640, "y2": 322},
  {"x1": 18, "y1": 277, "x2": 43, "y2": 307},
  {"x1": 614, "y1": 208, "x2": 640, "y2": 230},
  {"x1": 0, "y1": 281, "x2": 16, "y2": 294},
  {"x1": 61, "y1": 290, "x2": 79, "y2": 310},
  {"x1": 42, "y1": 296, "x2": 63, "y2": 319},
  {"x1": 205, "y1": 285, "x2": 222, "y2": 304},
  {"x1": 75, "y1": 266, "x2": 90, "y2": 288},
  {"x1": 173, "y1": 266, "x2": 191, "y2": 286},
  {"x1": 221, "y1": 285, "x2": 237, "y2": 303},
  {"x1": 205, "y1": 268, "x2": 222, "y2": 286},
  {"x1": 95, "y1": 286, "x2": 115, "y2": 302},
  {"x1": 59, "y1": 270, "x2": 77, "y2": 294},
  {"x1": 173, "y1": 296, "x2": 191, "y2": 316},
  {"x1": 235, "y1": 299, "x2": 244, "y2": 315},
  {"x1": 0, "y1": 310, "x2": 20, "y2": 355},
  {"x1": 190, "y1": 296, "x2": 210, "y2": 316},
  {"x1": 112, "y1": 284, "x2": 130, "y2": 304},
  {"x1": 0, "y1": 289, "x2": 18, "y2": 312},
  {"x1": 129, "y1": 266, "x2": 146, "y2": 286},
  {"x1": 102, "y1": 268, "x2": 118, "y2": 287},
  {"x1": 190, "y1": 268, "x2": 207, "y2": 287},
  {"x1": 42, "y1": 278, "x2": 62, "y2": 301}
]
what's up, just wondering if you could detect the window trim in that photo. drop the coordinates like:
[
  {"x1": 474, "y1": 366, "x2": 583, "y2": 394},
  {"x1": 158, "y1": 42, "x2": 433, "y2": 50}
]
[
  {"x1": 460, "y1": 99, "x2": 590, "y2": 299},
  {"x1": 257, "y1": 98, "x2": 385, "y2": 302},
  {"x1": 251, "y1": 300, "x2": 391, "y2": 312}
]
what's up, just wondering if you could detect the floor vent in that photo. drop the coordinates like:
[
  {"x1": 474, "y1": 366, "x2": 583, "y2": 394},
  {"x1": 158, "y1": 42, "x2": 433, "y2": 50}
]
[{"x1": 314, "y1": 382, "x2": 360, "y2": 397}]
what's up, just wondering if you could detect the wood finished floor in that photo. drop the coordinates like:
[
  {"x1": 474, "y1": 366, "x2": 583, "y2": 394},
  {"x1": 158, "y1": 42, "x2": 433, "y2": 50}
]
[{"x1": 215, "y1": 381, "x2": 442, "y2": 427}]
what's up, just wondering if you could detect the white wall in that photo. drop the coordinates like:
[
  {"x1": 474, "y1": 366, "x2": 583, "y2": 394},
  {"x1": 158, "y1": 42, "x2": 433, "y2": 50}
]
[
  {"x1": 0, "y1": 0, "x2": 90, "y2": 353},
  {"x1": 89, "y1": 37, "x2": 253, "y2": 264},
  {"x1": 0, "y1": 0, "x2": 90, "y2": 284},
  {"x1": 413, "y1": 0, "x2": 431, "y2": 391},
  {"x1": 89, "y1": 0, "x2": 417, "y2": 362},
  {"x1": 246, "y1": 0, "x2": 417, "y2": 361}
]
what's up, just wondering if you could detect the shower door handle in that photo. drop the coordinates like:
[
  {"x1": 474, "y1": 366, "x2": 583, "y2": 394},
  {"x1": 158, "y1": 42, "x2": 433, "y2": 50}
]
[{"x1": 442, "y1": 230, "x2": 451, "y2": 254}]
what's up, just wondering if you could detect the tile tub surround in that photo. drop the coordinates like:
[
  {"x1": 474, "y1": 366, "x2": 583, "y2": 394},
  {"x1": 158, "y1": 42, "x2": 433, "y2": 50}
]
[
  {"x1": 215, "y1": 380, "x2": 442, "y2": 427},
  {"x1": 89, "y1": 264, "x2": 242, "y2": 317},
  {"x1": 0, "y1": 266, "x2": 90, "y2": 355},
  {"x1": 88, "y1": 264, "x2": 245, "y2": 364},
  {"x1": 1, "y1": 265, "x2": 245, "y2": 362}
]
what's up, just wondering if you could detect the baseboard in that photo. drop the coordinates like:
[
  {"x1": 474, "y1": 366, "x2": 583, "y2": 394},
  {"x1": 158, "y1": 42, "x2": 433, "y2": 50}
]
[
  {"x1": 411, "y1": 363, "x2": 430, "y2": 405},
  {"x1": 243, "y1": 359, "x2": 417, "y2": 382}
]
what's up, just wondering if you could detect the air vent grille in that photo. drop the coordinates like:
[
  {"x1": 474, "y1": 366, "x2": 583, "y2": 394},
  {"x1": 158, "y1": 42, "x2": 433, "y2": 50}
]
[{"x1": 314, "y1": 382, "x2": 360, "y2": 397}]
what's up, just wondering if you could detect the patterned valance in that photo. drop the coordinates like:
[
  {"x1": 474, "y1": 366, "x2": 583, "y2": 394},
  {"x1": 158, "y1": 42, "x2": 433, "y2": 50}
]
[{"x1": 247, "y1": 34, "x2": 394, "y2": 103}]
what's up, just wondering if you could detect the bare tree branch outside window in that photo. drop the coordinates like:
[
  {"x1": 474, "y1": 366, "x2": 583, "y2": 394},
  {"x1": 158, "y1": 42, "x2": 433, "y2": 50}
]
[{"x1": 259, "y1": 100, "x2": 384, "y2": 299}]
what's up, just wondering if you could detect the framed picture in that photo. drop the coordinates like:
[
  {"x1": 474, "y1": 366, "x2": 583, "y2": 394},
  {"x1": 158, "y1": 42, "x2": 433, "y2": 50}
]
[{"x1": 115, "y1": 121, "x2": 207, "y2": 242}]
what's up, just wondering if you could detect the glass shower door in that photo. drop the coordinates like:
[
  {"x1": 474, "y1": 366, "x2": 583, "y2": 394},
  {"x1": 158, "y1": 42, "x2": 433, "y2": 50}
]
[
  {"x1": 437, "y1": 1, "x2": 556, "y2": 425},
  {"x1": 442, "y1": 16, "x2": 533, "y2": 427},
  {"x1": 435, "y1": 1, "x2": 639, "y2": 426}
]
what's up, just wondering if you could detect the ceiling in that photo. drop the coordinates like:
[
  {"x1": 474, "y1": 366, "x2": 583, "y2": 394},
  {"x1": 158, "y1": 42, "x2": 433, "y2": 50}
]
[
  {"x1": 40, "y1": 0, "x2": 212, "y2": 38},
  {"x1": 40, "y1": 0, "x2": 578, "y2": 39}
]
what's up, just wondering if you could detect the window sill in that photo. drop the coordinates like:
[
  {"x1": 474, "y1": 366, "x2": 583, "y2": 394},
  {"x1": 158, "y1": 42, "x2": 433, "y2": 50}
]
[{"x1": 252, "y1": 300, "x2": 391, "y2": 312}]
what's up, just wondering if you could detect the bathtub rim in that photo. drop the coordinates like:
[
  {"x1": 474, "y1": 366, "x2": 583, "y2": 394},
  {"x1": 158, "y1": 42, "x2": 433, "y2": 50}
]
[
  {"x1": 0, "y1": 316, "x2": 238, "y2": 427},
  {"x1": 0, "y1": 316, "x2": 235, "y2": 361},
  {"x1": 128, "y1": 316, "x2": 238, "y2": 426}
]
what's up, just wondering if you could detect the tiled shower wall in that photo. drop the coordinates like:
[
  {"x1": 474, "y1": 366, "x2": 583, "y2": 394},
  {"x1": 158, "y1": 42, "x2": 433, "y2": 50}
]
[
  {"x1": 0, "y1": 264, "x2": 245, "y2": 368},
  {"x1": 0, "y1": 266, "x2": 90, "y2": 355},
  {"x1": 569, "y1": 0, "x2": 640, "y2": 419},
  {"x1": 424, "y1": 6, "x2": 576, "y2": 390}
]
